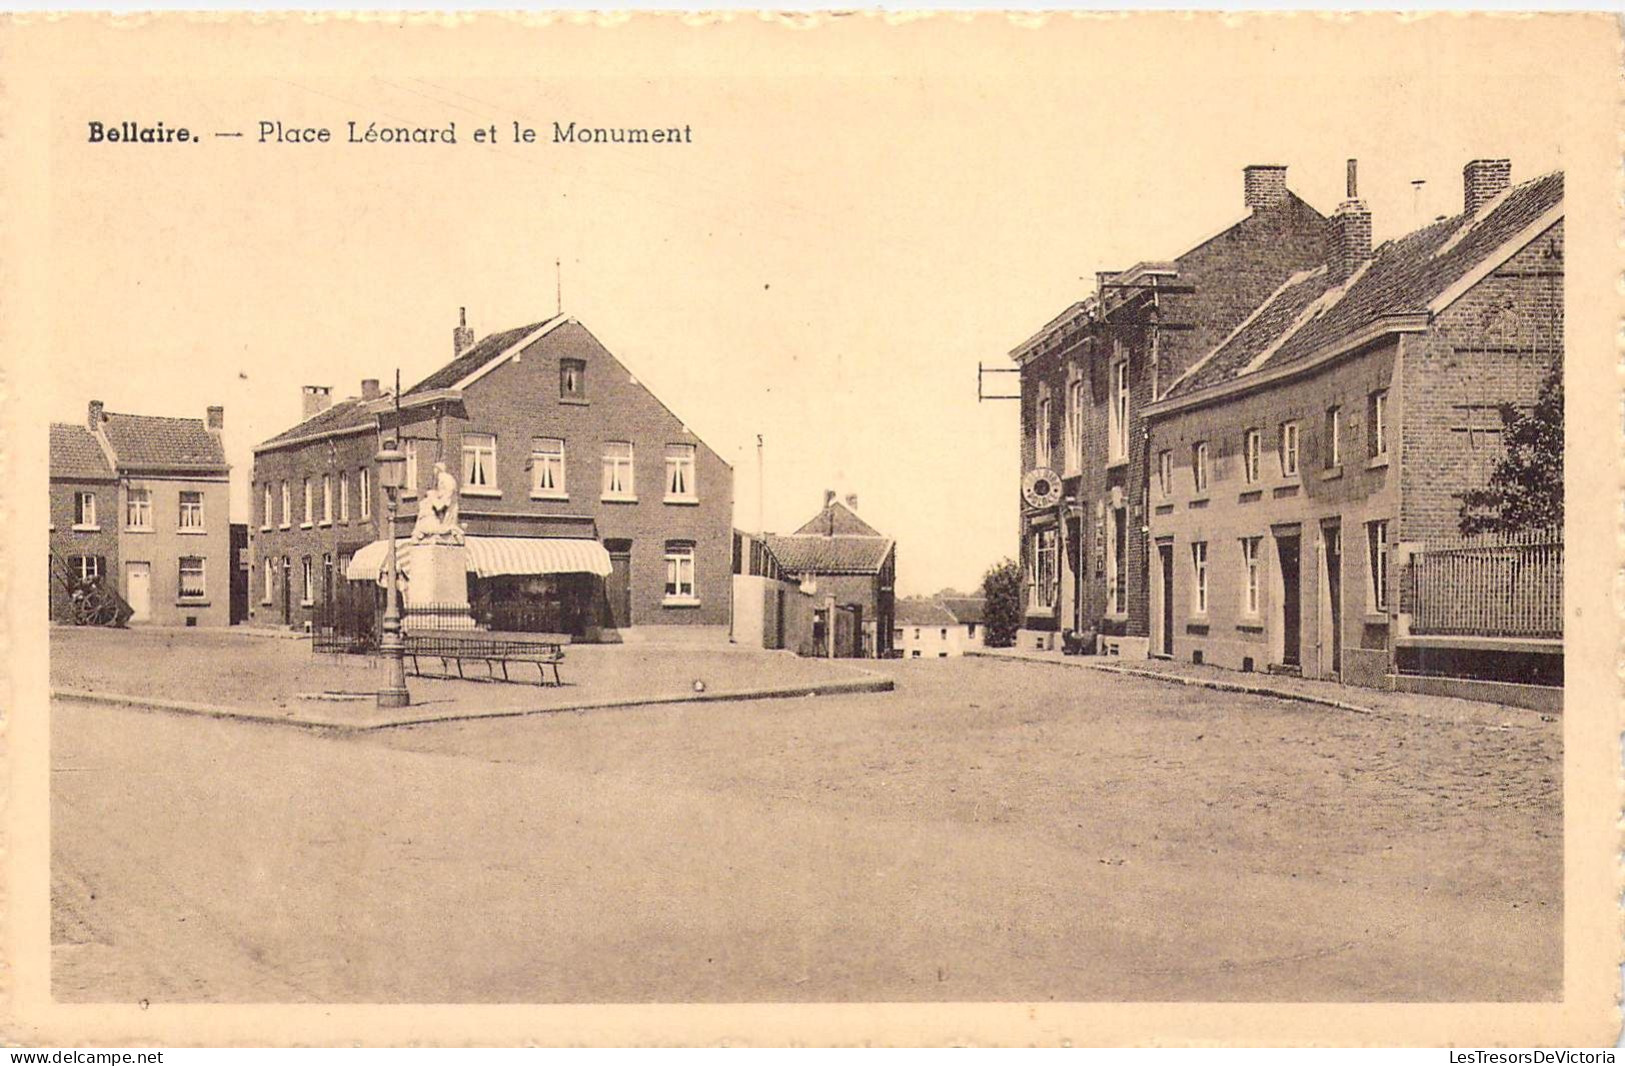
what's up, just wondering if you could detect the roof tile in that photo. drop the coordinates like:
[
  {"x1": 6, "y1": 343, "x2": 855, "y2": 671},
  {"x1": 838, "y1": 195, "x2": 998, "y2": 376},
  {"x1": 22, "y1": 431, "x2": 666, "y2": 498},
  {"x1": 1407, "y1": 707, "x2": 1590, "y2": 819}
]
[{"x1": 49, "y1": 424, "x2": 114, "y2": 480}]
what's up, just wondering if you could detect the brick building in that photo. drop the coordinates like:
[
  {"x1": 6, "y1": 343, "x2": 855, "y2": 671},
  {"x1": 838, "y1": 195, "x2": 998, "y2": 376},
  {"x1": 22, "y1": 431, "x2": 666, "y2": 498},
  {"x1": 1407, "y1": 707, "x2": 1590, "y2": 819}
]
[
  {"x1": 252, "y1": 312, "x2": 735, "y2": 640},
  {"x1": 1008, "y1": 165, "x2": 1327, "y2": 653},
  {"x1": 763, "y1": 494, "x2": 896, "y2": 658},
  {"x1": 50, "y1": 400, "x2": 232, "y2": 626},
  {"x1": 1142, "y1": 161, "x2": 1562, "y2": 696}
]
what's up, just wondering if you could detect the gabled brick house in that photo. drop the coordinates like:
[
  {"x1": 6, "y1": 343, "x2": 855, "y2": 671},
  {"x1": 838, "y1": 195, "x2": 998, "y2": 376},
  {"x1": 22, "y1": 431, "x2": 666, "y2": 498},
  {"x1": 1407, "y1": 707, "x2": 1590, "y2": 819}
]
[
  {"x1": 1142, "y1": 161, "x2": 1562, "y2": 702},
  {"x1": 763, "y1": 494, "x2": 896, "y2": 658},
  {"x1": 1009, "y1": 165, "x2": 1328, "y2": 653}
]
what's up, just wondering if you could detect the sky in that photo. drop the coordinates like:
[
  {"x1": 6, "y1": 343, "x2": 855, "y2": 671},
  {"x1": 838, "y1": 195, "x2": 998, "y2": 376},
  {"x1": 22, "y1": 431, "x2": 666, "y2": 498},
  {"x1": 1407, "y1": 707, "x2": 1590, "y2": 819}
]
[{"x1": 34, "y1": 14, "x2": 1593, "y2": 596}]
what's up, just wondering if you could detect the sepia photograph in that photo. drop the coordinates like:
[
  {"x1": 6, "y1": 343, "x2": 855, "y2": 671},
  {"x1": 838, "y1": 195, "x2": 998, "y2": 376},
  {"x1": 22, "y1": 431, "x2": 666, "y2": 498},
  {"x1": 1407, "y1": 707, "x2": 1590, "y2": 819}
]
[{"x1": 2, "y1": 9, "x2": 1619, "y2": 1048}]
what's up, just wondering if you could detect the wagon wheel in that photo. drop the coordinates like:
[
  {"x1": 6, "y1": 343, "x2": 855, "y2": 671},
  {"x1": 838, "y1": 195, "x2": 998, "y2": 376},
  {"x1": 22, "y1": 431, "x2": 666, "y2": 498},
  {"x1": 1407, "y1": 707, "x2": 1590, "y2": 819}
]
[
  {"x1": 69, "y1": 591, "x2": 98, "y2": 626},
  {"x1": 85, "y1": 587, "x2": 120, "y2": 626}
]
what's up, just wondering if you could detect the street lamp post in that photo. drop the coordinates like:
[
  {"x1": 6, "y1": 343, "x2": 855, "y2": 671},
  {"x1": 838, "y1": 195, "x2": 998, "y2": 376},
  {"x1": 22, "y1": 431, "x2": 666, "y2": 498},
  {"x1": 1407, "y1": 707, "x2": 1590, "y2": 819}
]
[{"x1": 375, "y1": 440, "x2": 410, "y2": 709}]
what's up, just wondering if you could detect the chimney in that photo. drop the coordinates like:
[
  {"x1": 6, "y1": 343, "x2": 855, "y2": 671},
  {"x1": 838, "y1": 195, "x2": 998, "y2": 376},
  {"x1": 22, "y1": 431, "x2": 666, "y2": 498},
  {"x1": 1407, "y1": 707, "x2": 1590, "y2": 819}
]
[
  {"x1": 844, "y1": 493, "x2": 859, "y2": 511},
  {"x1": 206, "y1": 405, "x2": 224, "y2": 432},
  {"x1": 87, "y1": 400, "x2": 103, "y2": 432},
  {"x1": 453, "y1": 306, "x2": 475, "y2": 358},
  {"x1": 301, "y1": 385, "x2": 333, "y2": 420},
  {"x1": 1463, "y1": 158, "x2": 1512, "y2": 215},
  {"x1": 824, "y1": 488, "x2": 837, "y2": 509},
  {"x1": 1243, "y1": 165, "x2": 1289, "y2": 211},
  {"x1": 360, "y1": 378, "x2": 381, "y2": 401},
  {"x1": 1328, "y1": 159, "x2": 1373, "y2": 285}
]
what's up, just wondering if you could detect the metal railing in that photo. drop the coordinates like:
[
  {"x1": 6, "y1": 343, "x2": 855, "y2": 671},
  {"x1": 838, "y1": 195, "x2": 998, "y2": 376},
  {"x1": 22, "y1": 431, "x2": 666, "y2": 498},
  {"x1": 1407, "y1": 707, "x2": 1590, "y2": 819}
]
[{"x1": 1406, "y1": 532, "x2": 1562, "y2": 639}]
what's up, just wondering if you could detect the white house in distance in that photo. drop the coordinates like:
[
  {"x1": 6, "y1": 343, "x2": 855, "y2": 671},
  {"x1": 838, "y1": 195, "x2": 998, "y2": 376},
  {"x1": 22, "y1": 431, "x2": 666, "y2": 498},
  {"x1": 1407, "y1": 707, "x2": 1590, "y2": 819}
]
[{"x1": 893, "y1": 596, "x2": 986, "y2": 658}]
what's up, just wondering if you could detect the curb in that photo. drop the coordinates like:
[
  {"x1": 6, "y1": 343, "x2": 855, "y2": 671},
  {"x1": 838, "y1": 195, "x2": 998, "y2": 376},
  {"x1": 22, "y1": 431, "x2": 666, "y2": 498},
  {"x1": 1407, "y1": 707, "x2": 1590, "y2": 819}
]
[{"x1": 51, "y1": 671, "x2": 895, "y2": 734}]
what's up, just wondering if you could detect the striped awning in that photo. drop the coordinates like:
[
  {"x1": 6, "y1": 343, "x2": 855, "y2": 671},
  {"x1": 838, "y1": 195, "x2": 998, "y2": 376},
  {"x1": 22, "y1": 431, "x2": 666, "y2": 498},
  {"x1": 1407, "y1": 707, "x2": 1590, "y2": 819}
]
[{"x1": 344, "y1": 536, "x2": 613, "y2": 582}]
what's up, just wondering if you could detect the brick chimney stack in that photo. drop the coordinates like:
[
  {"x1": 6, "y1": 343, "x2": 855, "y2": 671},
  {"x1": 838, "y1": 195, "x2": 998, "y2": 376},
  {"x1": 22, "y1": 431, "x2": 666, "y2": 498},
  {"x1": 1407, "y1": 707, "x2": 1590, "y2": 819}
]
[
  {"x1": 360, "y1": 378, "x2": 381, "y2": 401},
  {"x1": 302, "y1": 385, "x2": 333, "y2": 420},
  {"x1": 87, "y1": 400, "x2": 103, "y2": 431},
  {"x1": 453, "y1": 306, "x2": 474, "y2": 357},
  {"x1": 845, "y1": 493, "x2": 859, "y2": 511},
  {"x1": 206, "y1": 405, "x2": 224, "y2": 432},
  {"x1": 1328, "y1": 158, "x2": 1373, "y2": 285},
  {"x1": 1463, "y1": 158, "x2": 1512, "y2": 215},
  {"x1": 1243, "y1": 165, "x2": 1289, "y2": 211}
]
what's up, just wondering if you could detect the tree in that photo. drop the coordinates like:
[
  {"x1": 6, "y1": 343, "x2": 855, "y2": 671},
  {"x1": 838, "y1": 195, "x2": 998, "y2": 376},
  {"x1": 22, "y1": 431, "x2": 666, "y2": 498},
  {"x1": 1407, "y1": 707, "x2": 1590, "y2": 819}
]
[
  {"x1": 1457, "y1": 357, "x2": 1563, "y2": 536},
  {"x1": 980, "y1": 557, "x2": 1024, "y2": 648}
]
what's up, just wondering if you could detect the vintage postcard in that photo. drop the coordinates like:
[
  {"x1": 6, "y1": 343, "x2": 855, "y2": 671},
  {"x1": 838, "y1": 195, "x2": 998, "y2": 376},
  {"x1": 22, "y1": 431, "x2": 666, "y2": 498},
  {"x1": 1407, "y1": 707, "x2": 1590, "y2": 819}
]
[{"x1": 0, "y1": 10, "x2": 1619, "y2": 1048}]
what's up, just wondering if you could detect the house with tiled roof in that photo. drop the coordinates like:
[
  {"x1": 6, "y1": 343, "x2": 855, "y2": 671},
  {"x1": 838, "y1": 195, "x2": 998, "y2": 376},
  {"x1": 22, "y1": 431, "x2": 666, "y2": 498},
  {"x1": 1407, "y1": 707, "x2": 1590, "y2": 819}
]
[
  {"x1": 1007, "y1": 165, "x2": 1329, "y2": 656},
  {"x1": 251, "y1": 309, "x2": 735, "y2": 641},
  {"x1": 50, "y1": 400, "x2": 232, "y2": 626},
  {"x1": 1141, "y1": 160, "x2": 1562, "y2": 703},
  {"x1": 892, "y1": 595, "x2": 986, "y2": 658},
  {"x1": 763, "y1": 492, "x2": 896, "y2": 657}
]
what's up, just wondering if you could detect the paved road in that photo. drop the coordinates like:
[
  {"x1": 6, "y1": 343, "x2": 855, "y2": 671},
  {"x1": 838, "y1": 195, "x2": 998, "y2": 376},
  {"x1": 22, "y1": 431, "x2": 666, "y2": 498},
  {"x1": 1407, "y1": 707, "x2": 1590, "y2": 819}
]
[{"x1": 52, "y1": 657, "x2": 1561, "y2": 1002}]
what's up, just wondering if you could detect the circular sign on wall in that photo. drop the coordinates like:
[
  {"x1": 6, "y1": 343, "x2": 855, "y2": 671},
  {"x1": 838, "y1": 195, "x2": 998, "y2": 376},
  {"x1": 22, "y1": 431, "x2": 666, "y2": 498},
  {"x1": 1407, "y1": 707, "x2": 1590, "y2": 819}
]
[{"x1": 1022, "y1": 467, "x2": 1063, "y2": 510}]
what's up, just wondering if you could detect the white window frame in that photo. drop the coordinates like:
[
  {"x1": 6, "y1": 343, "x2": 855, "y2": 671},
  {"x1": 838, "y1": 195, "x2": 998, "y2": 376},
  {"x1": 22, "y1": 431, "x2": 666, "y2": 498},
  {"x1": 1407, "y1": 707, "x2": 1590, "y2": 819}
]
[
  {"x1": 1279, "y1": 420, "x2": 1300, "y2": 478},
  {"x1": 320, "y1": 474, "x2": 333, "y2": 524},
  {"x1": 263, "y1": 558, "x2": 275, "y2": 604},
  {"x1": 126, "y1": 487, "x2": 152, "y2": 531},
  {"x1": 1157, "y1": 450, "x2": 1173, "y2": 497},
  {"x1": 1032, "y1": 527, "x2": 1059, "y2": 609},
  {"x1": 339, "y1": 474, "x2": 349, "y2": 523},
  {"x1": 1326, "y1": 406, "x2": 1342, "y2": 468},
  {"x1": 462, "y1": 432, "x2": 500, "y2": 495},
  {"x1": 73, "y1": 491, "x2": 98, "y2": 530},
  {"x1": 1065, "y1": 377, "x2": 1086, "y2": 474},
  {"x1": 560, "y1": 358, "x2": 586, "y2": 400},
  {"x1": 602, "y1": 441, "x2": 636, "y2": 501},
  {"x1": 1109, "y1": 358, "x2": 1130, "y2": 463},
  {"x1": 261, "y1": 484, "x2": 273, "y2": 532},
  {"x1": 664, "y1": 541, "x2": 698, "y2": 603},
  {"x1": 530, "y1": 437, "x2": 567, "y2": 499},
  {"x1": 301, "y1": 556, "x2": 314, "y2": 606},
  {"x1": 1191, "y1": 541, "x2": 1209, "y2": 617},
  {"x1": 179, "y1": 556, "x2": 206, "y2": 599},
  {"x1": 280, "y1": 481, "x2": 291, "y2": 529},
  {"x1": 1192, "y1": 441, "x2": 1209, "y2": 494},
  {"x1": 1241, "y1": 537, "x2": 1262, "y2": 617},
  {"x1": 178, "y1": 490, "x2": 205, "y2": 531},
  {"x1": 72, "y1": 555, "x2": 103, "y2": 583},
  {"x1": 1370, "y1": 390, "x2": 1389, "y2": 458},
  {"x1": 1243, "y1": 429, "x2": 1261, "y2": 484},
  {"x1": 301, "y1": 478, "x2": 313, "y2": 528},
  {"x1": 664, "y1": 443, "x2": 698, "y2": 502},
  {"x1": 359, "y1": 468, "x2": 371, "y2": 520},
  {"x1": 1367, "y1": 519, "x2": 1391, "y2": 613},
  {"x1": 1035, "y1": 393, "x2": 1052, "y2": 470}
]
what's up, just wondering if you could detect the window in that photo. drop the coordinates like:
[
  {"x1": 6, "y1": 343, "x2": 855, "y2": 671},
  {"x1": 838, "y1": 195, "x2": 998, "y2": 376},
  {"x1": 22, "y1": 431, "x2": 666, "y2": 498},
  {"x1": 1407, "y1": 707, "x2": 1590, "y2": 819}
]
[
  {"x1": 1110, "y1": 506, "x2": 1127, "y2": 615},
  {"x1": 263, "y1": 558, "x2": 275, "y2": 603},
  {"x1": 178, "y1": 490, "x2": 204, "y2": 530},
  {"x1": 1191, "y1": 541, "x2": 1209, "y2": 615},
  {"x1": 1279, "y1": 420, "x2": 1300, "y2": 477},
  {"x1": 1325, "y1": 406, "x2": 1342, "y2": 468},
  {"x1": 339, "y1": 474, "x2": 349, "y2": 523},
  {"x1": 530, "y1": 437, "x2": 566, "y2": 498},
  {"x1": 301, "y1": 478, "x2": 313, "y2": 527},
  {"x1": 1367, "y1": 520, "x2": 1391, "y2": 612},
  {"x1": 126, "y1": 488, "x2": 152, "y2": 530},
  {"x1": 1065, "y1": 378, "x2": 1086, "y2": 472},
  {"x1": 1035, "y1": 393, "x2": 1052, "y2": 470},
  {"x1": 665, "y1": 444, "x2": 697, "y2": 501},
  {"x1": 262, "y1": 484, "x2": 273, "y2": 530},
  {"x1": 404, "y1": 440, "x2": 420, "y2": 497},
  {"x1": 179, "y1": 556, "x2": 206, "y2": 599},
  {"x1": 664, "y1": 541, "x2": 697, "y2": 601},
  {"x1": 1369, "y1": 390, "x2": 1388, "y2": 458},
  {"x1": 73, "y1": 491, "x2": 98, "y2": 529},
  {"x1": 1157, "y1": 450, "x2": 1172, "y2": 497},
  {"x1": 462, "y1": 432, "x2": 498, "y2": 492},
  {"x1": 1032, "y1": 527, "x2": 1058, "y2": 609},
  {"x1": 301, "y1": 556, "x2": 313, "y2": 605},
  {"x1": 560, "y1": 358, "x2": 586, "y2": 400},
  {"x1": 602, "y1": 442, "x2": 635, "y2": 499},
  {"x1": 321, "y1": 475, "x2": 333, "y2": 523},
  {"x1": 280, "y1": 481, "x2": 291, "y2": 528},
  {"x1": 359, "y1": 468, "x2": 371, "y2": 520},
  {"x1": 1241, "y1": 537, "x2": 1262, "y2": 616},
  {"x1": 1192, "y1": 442, "x2": 1210, "y2": 493},
  {"x1": 1109, "y1": 358, "x2": 1130, "y2": 461},
  {"x1": 1243, "y1": 429, "x2": 1261, "y2": 484},
  {"x1": 71, "y1": 555, "x2": 103, "y2": 583}
]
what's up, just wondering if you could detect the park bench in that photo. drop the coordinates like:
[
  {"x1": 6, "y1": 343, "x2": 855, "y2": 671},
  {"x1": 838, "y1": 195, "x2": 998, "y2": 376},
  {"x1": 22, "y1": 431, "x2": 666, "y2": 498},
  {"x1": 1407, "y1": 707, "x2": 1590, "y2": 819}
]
[{"x1": 403, "y1": 633, "x2": 565, "y2": 686}]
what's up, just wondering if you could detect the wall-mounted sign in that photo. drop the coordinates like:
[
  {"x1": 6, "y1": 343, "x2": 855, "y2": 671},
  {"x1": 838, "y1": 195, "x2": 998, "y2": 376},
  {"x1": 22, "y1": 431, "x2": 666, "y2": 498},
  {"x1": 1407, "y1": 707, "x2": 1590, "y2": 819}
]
[{"x1": 1023, "y1": 467, "x2": 1063, "y2": 510}]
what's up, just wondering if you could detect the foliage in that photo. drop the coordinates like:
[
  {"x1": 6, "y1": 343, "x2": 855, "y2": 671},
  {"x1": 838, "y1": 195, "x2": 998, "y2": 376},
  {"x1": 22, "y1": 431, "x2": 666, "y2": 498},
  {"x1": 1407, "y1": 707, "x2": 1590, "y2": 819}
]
[
  {"x1": 980, "y1": 558, "x2": 1024, "y2": 648},
  {"x1": 1457, "y1": 357, "x2": 1563, "y2": 536}
]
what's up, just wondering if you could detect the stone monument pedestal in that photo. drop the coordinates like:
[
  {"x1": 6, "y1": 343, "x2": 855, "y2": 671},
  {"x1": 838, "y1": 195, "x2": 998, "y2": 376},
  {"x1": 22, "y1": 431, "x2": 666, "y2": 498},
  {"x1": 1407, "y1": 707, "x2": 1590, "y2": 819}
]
[{"x1": 404, "y1": 542, "x2": 475, "y2": 630}]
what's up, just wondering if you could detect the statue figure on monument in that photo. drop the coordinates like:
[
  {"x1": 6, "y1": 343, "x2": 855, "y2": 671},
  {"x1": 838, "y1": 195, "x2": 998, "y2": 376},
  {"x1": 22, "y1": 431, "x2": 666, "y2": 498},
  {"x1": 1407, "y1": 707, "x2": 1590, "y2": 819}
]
[{"x1": 410, "y1": 461, "x2": 466, "y2": 545}]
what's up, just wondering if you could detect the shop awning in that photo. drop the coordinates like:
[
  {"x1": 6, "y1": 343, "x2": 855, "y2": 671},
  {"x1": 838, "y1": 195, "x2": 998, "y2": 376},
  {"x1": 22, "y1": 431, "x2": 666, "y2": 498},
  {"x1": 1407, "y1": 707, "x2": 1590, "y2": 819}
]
[{"x1": 344, "y1": 536, "x2": 613, "y2": 582}]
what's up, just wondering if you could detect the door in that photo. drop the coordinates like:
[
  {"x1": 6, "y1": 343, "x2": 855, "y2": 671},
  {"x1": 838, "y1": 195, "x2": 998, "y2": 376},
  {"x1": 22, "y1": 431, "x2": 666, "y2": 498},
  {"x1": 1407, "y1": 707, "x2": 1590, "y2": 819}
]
[
  {"x1": 1157, "y1": 542, "x2": 1174, "y2": 657},
  {"x1": 1277, "y1": 536, "x2": 1301, "y2": 667},
  {"x1": 1323, "y1": 525, "x2": 1343, "y2": 679},
  {"x1": 605, "y1": 541, "x2": 632, "y2": 629},
  {"x1": 774, "y1": 587, "x2": 786, "y2": 650},
  {"x1": 125, "y1": 562, "x2": 151, "y2": 622},
  {"x1": 281, "y1": 556, "x2": 292, "y2": 625}
]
